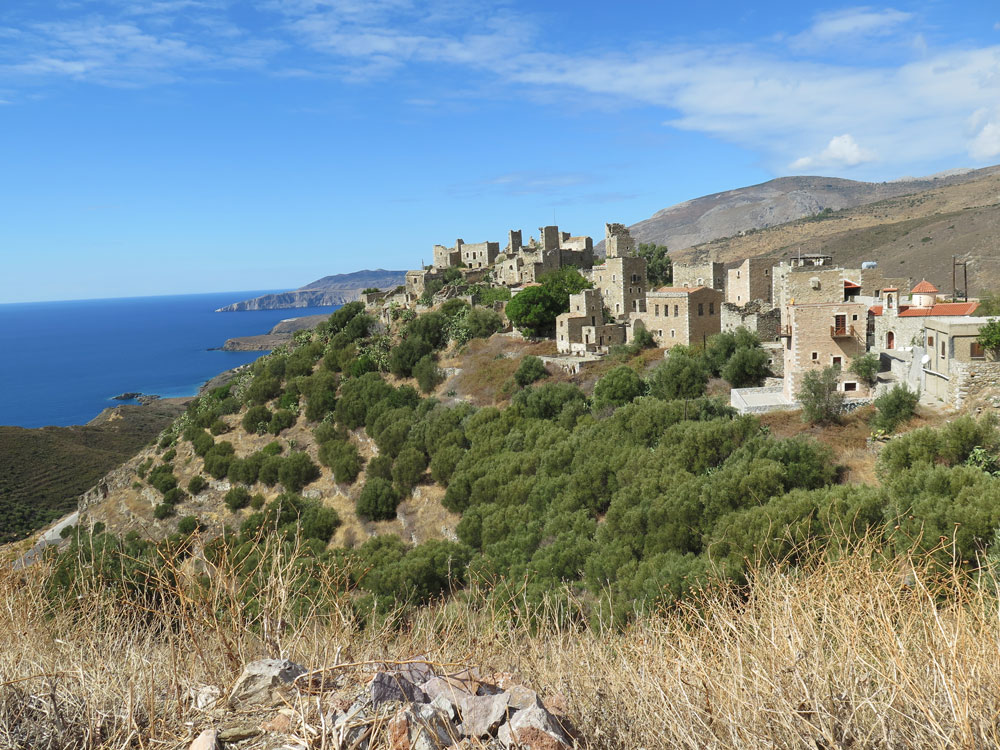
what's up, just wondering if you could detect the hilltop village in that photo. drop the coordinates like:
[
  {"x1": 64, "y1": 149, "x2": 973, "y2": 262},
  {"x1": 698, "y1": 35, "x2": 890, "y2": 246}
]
[{"x1": 366, "y1": 221, "x2": 997, "y2": 413}]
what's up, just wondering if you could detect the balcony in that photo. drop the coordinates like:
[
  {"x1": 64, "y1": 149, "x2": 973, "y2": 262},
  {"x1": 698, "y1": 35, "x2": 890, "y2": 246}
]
[
  {"x1": 830, "y1": 324, "x2": 856, "y2": 338},
  {"x1": 778, "y1": 325, "x2": 792, "y2": 338}
]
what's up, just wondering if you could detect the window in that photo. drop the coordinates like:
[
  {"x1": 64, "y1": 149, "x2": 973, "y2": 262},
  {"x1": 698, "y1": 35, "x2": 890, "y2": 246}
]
[
  {"x1": 709, "y1": 302, "x2": 715, "y2": 314},
  {"x1": 852, "y1": 314, "x2": 858, "y2": 321},
  {"x1": 736, "y1": 271, "x2": 741, "y2": 278},
  {"x1": 697, "y1": 277, "x2": 704, "y2": 285},
  {"x1": 654, "y1": 304, "x2": 660, "y2": 316},
  {"x1": 972, "y1": 341, "x2": 985, "y2": 359},
  {"x1": 674, "y1": 305, "x2": 679, "y2": 317},
  {"x1": 658, "y1": 330, "x2": 663, "y2": 337},
  {"x1": 811, "y1": 352, "x2": 818, "y2": 361},
  {"x1": 832, "y1": 356, "x2": 842, "y2": 368},
  {"x1": 941, "y1": 341, "x2": 946, "y2": 357},
  {"x1": 698, "y1": 303, "x2": 704, "y2": 316},
  {"x1": 670, "y1": 329, "x2": 675, "y2": 338},
  {"x1": 886, "y1": 331, "x2": 895, "y2": 350},
  {"x1": 844, "y1": 382, "x2": 857, "y2": 392},
  {"x1": 927, "y1": 335, "x2": 934, "y2": 348},
  {"x1": 616, "y1": 303, "x2": 621, "y2": 313}
]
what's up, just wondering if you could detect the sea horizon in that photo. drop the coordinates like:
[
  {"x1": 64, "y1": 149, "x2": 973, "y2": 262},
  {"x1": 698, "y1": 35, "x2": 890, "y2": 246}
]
[{"x1": 0, "y1": 291, "x2": 341, "y2": 429}]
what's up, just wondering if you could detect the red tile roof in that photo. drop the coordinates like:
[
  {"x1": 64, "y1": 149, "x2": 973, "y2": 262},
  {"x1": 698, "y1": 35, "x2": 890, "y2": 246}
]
[
  {"x1": 911, "y1": 279, "x2": 939, "y2": 294},
  {"x1": 897, "y1": 302, "x2": 979, "y2": 317},
  {"x1": 883, "y1": 287, "x2": 898, "y2": 292},
  {"x1": 869, "y1": 305, "x2": 883, "y2": 316},
  {"x1": 844, "y1": 280, "x2": 861, "y2": 289}
]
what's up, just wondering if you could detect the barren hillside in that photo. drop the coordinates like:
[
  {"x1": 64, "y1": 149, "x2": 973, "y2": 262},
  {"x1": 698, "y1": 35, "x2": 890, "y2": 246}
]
[{"x1": 673, "y1": 169, "x2": 1000, "y2": 294}]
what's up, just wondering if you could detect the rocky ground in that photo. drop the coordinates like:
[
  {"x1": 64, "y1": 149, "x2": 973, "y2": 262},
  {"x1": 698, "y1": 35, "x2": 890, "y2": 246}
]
[{"x1": 184, "y1": 656, "x2": 576, "y2": 750}]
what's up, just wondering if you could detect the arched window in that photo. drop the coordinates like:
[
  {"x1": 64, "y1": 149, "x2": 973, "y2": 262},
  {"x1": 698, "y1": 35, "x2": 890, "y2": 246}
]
[{"x1": 886, "y1": 331, "x2": 895, "y2": 350}]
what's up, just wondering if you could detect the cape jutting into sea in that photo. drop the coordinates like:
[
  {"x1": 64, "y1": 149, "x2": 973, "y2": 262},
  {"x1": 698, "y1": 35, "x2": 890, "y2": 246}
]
[{"x1": 0, "y1": 291, "x2": 341, "y2": 428}]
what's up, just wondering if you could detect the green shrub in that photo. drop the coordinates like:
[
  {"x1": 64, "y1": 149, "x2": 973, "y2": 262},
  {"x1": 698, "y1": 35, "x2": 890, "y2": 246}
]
[
  {"x1": 177, "y1": 516, "x2": 199, "y2": 534},
  {"x1": 187, "y1": 475, "x2": 207, "y2": 495},
  {"x1": 259, "y1": 455, "x2": 283, "y2": 486},
  {"x1": 203, "y1": 442, "x2": 235, "y2": 479},
  {"x1": 162, "y1": 487, "x2": 185, "y2": 505},
  {"x1": 319, "y1": 440, "x2": 362, "y2": 484},
  {"x1": 209, "y1": 418, "x2": 230, "y2": 436},
  {"x1": 301, "y1": 504, "x2": 341, "y2": 542},
  {"x1": 268, "y1": 409, "x2": 296, "y2": 435},
  {"x1": 189, "y1": 429, "x2": 214, "y2": 457},
  {"x1": 250, "y1": 493, "x2": 266, "y2": 510},
  {"x1": 389, "y1": 336, "x2": 434, "y2": 378},
  {"x1": 161, "y1": 448, "x2": 176, "y2": 463},
  {"x1": 593, "y1": 366, "x2": 646, "y2": 411},
  {"x1": 514, "y1": 355, "x2": 547, "y2": 387},
  {"x1": 849, "y1": 352, "x2": 881, "y2": 388},
  {"x1": 357, "y1": 478, "x2": 401, "y2": 521},
  {"x1": 797, "y1": 366, "x2": 844, "y2": 424},
  {"x1": 721, "y1": 345, "x2": 770, "y2": 388},
  {"x1": 245, "y1": 375, "x2": 281, "y2": 405},
  {"x1": 392, "y1": 445, "x2": 428, "y2": 491},
  {"x1": 225, "y1": 486, "x2": 252, "y2": 512},
  {"x1": 871, "y1": 385, "x2": 919, "y2": 434},
  {"x1": 413, "y1": 354, "x2": 444, "y2": 394},
  {"x1": 278, "y1": 452, "x2": 321, "y2": 493},
  {"x1": 153, "y1": 502, "x2": 176, "y2": 520},
  {"x1": 148, "y1": 464, "x2": 178, "y2": 495},
  {"x1": 647, "y1": 348, "x2": 709, "y2": 400},
  {"x1": 367, "y1": 454, "x2": 394, "y2": 481},
  {"x1": 242, "y1": 405, "x2": 273, "y2": 434}
]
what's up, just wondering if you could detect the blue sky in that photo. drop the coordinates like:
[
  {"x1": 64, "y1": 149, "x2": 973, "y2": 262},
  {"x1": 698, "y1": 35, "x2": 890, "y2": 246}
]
[{"x1": 2, "y1": 1, "x2": 1000, "y2": 302}]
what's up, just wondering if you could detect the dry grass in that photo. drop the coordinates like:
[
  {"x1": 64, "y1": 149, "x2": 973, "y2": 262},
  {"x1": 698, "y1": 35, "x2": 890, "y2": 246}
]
[{"x1": 6, "y1": 540, "x2": 1000, "y2": 749}]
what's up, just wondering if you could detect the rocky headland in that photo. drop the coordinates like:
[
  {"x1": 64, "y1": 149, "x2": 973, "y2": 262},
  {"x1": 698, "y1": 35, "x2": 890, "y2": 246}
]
[
  {"x1": 216, "y1": 269, "x2": 405, "y2": 312},
  {"x1": 218, "y1": 313, "x2": 331, "y2": 351}
]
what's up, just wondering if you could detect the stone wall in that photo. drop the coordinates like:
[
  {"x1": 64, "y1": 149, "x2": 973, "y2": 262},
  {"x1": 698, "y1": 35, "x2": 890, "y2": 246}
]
[
  {"x1": 721, "y1": 300, "x2": 781, "y2": 339},
  {"x1": 872, "y1": 312, "x2": 925, "y2": 353},
  {"x1": 948, "y1": 361, "x2": 1000, "y2": 409},
  {"x1": 604, "y1": 223, "x2": 635, "y2": 258}
]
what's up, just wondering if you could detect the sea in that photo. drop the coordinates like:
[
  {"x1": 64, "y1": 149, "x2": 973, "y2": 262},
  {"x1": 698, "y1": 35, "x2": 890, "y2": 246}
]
[{"x1": 0, "y1": 291, "x2": 341, "y2": 428}]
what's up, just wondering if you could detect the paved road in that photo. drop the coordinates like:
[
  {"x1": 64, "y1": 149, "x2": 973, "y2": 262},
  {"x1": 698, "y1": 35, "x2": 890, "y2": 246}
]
[{"x1": 13, "y1": 511, "x2": 78, "y2": 569}]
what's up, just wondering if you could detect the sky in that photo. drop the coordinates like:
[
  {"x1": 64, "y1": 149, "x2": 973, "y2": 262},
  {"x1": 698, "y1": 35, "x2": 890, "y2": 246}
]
[{"x1": 2, "y1": 1, "x2": 1000, "y2": 302}]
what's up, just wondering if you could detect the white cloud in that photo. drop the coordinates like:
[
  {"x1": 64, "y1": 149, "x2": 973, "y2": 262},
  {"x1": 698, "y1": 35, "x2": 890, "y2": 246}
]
[
  {"x1": 969, "y1": 108, "x2": 1000, "y2": 160},
  {"x1": 804, "y1": 7, "x2": 912, "y2": 40},
  {"x1": 790, "y1": 134, "x2": 877, "y2": 170}
]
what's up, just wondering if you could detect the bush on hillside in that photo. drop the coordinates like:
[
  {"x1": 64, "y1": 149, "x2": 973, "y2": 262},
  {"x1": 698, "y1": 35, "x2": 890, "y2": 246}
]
[
  {"x1": 357, "y1": 478, "x2": 401, "y2": 521},
  {"x1": 514, "y1": 355, "x2": 547, "y2": 387},
  {"x1": 871, "y1": 385, "x2": 919, "y2": 434}
]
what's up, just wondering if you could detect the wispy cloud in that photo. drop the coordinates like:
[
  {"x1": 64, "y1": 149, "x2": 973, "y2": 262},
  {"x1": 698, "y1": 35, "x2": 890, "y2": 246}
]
[
  {"x1": 793, "y1": 7, "x2": 912, "y2": 45},
  {"x1": 451, "y1": 170, "x2": 596, "y2": 198},
  {"x1": 2, "y1": 3, "x2": 1000, "y2": 177}
]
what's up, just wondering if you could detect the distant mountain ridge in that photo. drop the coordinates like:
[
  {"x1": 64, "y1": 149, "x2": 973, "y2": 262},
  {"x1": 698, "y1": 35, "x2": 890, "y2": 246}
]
[
  {"x1": 599, "y1": 166, "x2": 1000, "y2": 255},
  {"x1": 216, "y1": 269, "x2": 406, "y2": 312}
]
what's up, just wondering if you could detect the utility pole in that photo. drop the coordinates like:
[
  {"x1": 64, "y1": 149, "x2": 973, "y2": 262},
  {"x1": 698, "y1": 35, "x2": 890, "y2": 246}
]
[{"x1": 952, "y1": 256, "x2": 968, "y2": 302}]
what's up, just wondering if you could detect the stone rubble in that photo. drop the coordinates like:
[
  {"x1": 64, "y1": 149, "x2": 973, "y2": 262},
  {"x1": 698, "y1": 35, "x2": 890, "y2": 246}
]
[{"x1": 189, "y1": 657, "x2": 576, "y2": 749}]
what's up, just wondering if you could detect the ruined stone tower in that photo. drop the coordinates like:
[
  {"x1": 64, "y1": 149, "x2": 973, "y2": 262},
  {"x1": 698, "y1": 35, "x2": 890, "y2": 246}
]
[{"x1": 605, "y1": 223, "x2": 636, "y2": 258}]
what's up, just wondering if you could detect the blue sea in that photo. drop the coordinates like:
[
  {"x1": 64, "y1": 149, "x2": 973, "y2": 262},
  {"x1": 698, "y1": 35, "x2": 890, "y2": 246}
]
[{"x1": 0, "y1": 292, "x2": 341, "y2": 428}]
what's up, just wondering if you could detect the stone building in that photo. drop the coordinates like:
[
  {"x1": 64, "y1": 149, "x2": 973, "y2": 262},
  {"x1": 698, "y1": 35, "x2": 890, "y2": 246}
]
[
  {"x1": 780, "y1": 299, "x2": 871, "y2": 401},
  {"x1": 555, "y1": 289, "x2": 626, "y2": 354},
  {"x1": 673, "y1": 261, "x2": 725, "y2": 291},
  {"x1": 871, "y1": 279, "x2": 979, "y2": 352},
  {"x1": 592, "y1": 224, "x2": 646, "y2": 319},
  {"x1": 726, "y1": 258, "x2": 773, "y2": 305},
  {"x1": 628, "y1": 286, "x2": 723, "y2": 350},
  {"x1": 459, "y1": 240, "x2": 500, "y2": 269},
  {"x1": 493, "y1": 225, "x2": 594, "y2": 286},
  {"x1": 922, "y1": 317, "x2": 996, "y2": 405}
]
